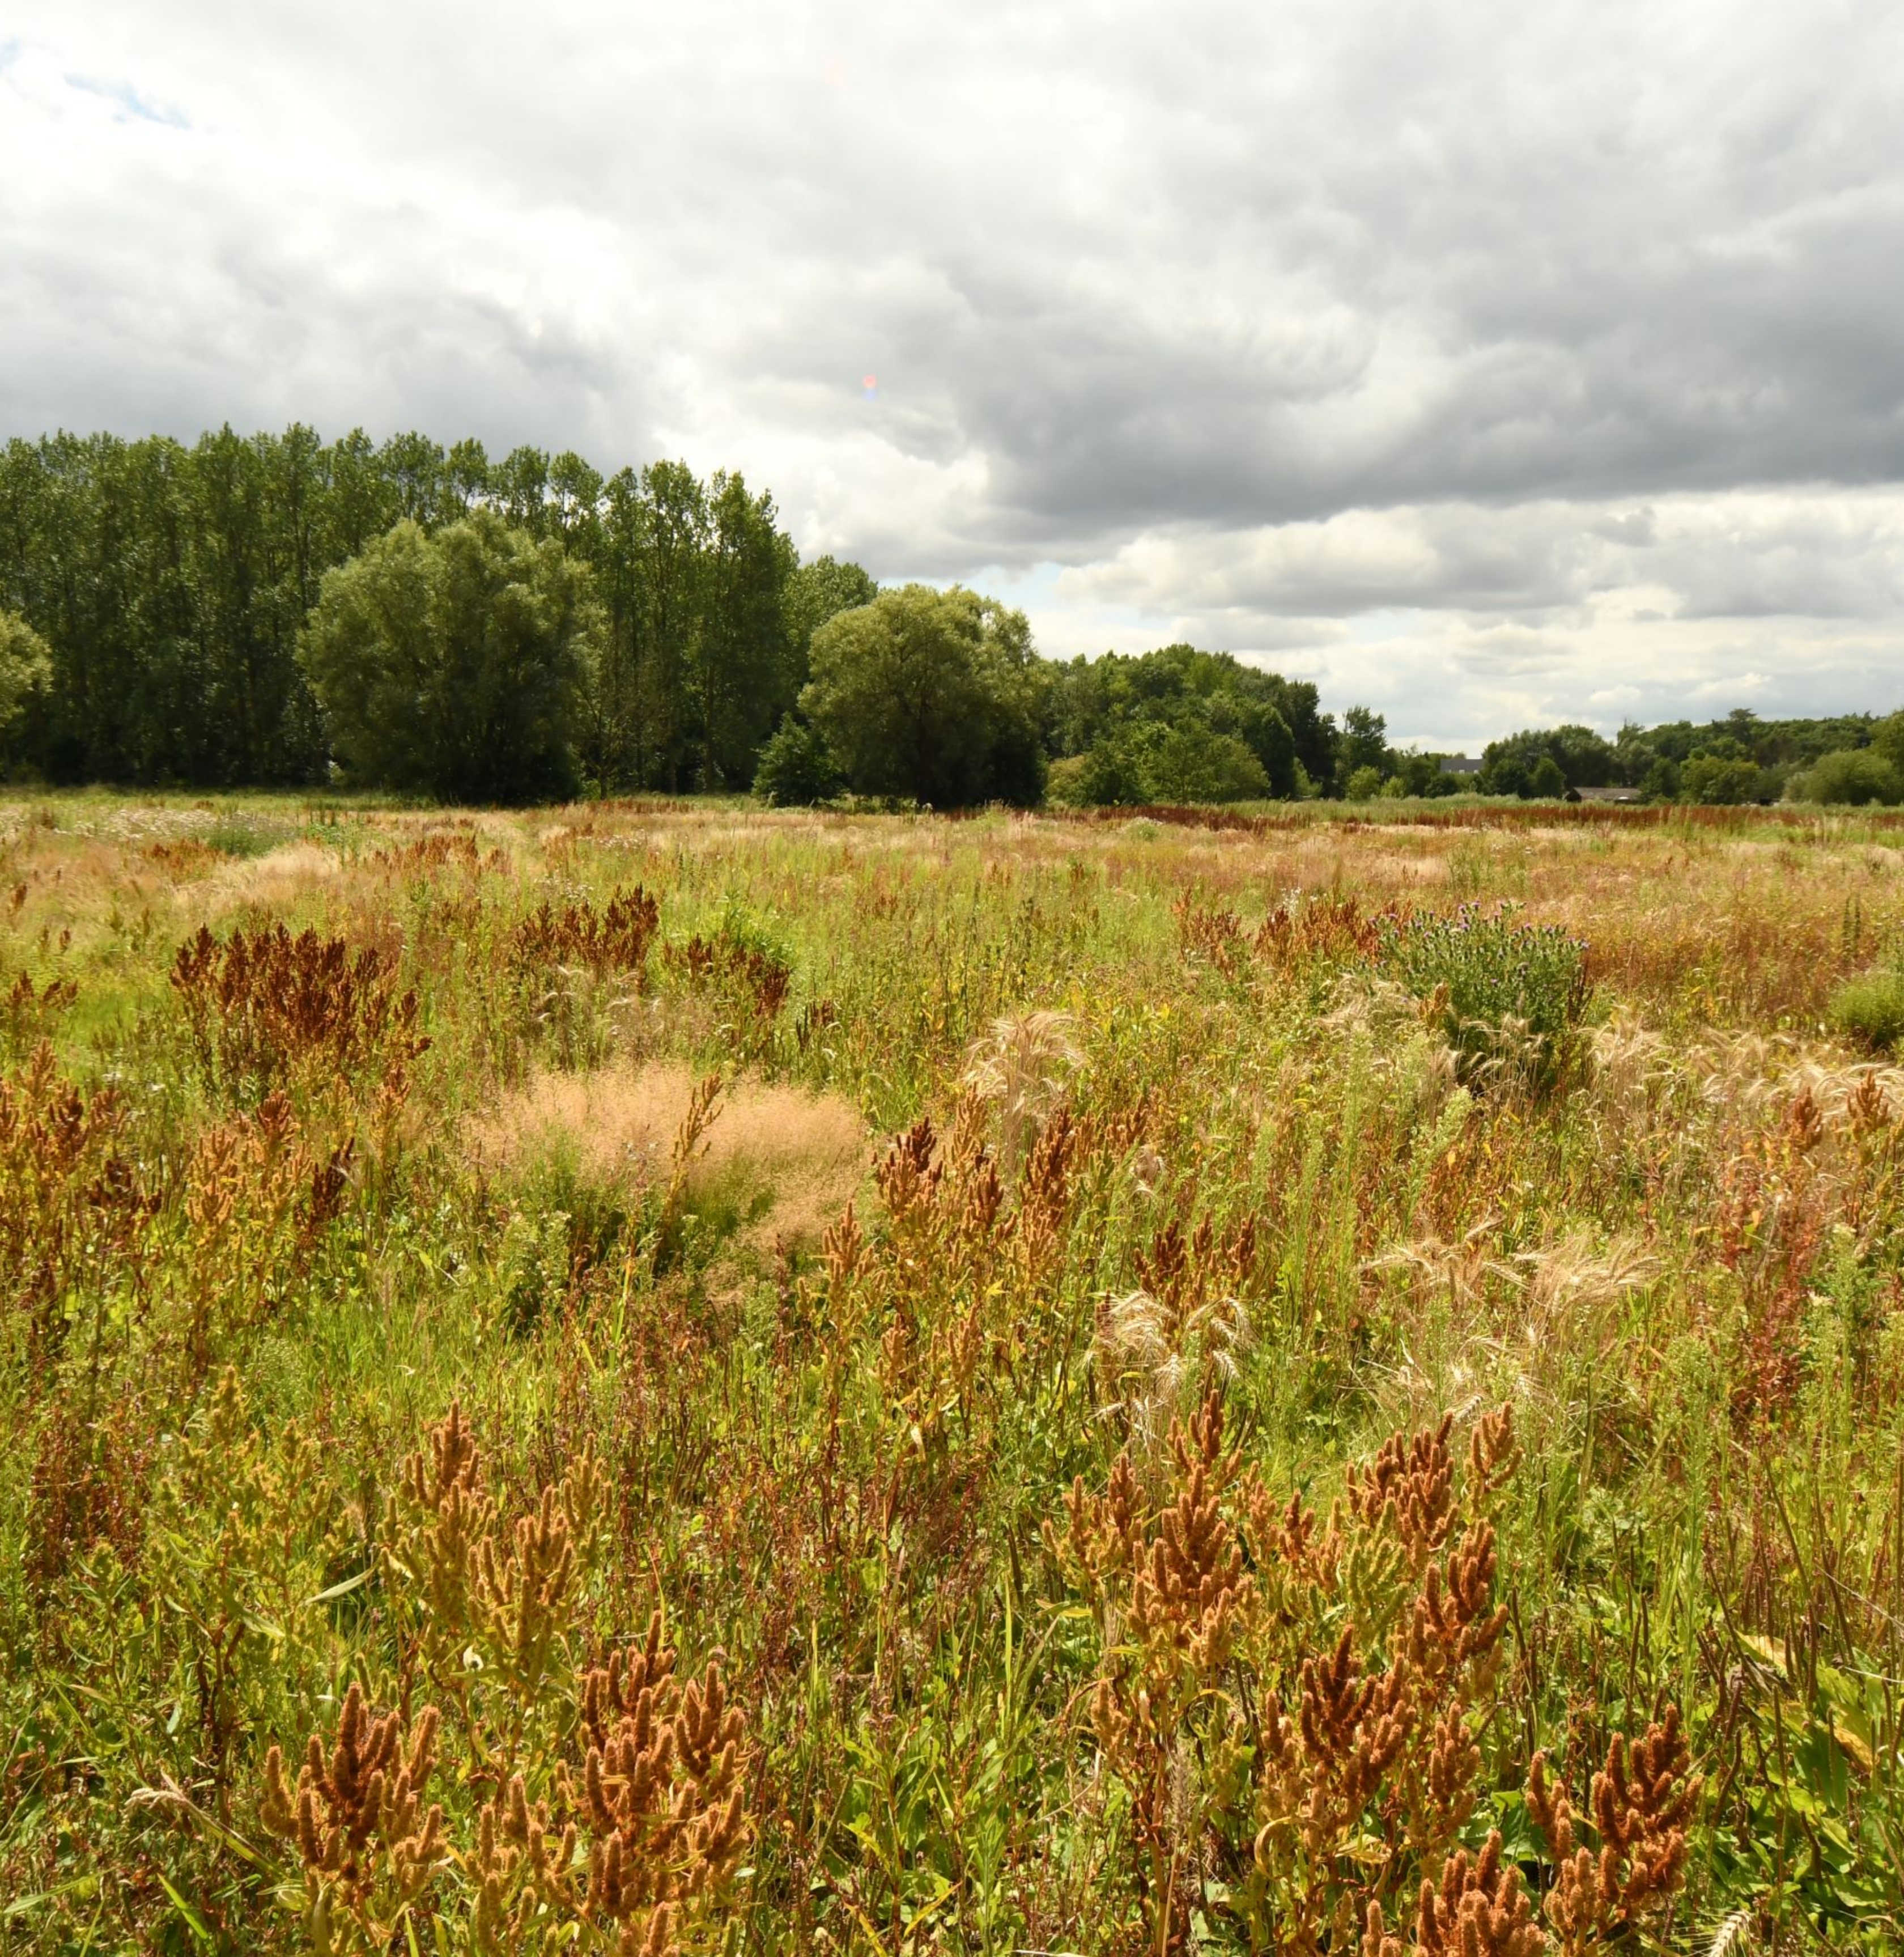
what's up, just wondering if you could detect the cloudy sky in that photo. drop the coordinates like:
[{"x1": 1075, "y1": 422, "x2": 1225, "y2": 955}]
[{"x1": 6, "y1": 1, "x2": 1903, "y2": 746}]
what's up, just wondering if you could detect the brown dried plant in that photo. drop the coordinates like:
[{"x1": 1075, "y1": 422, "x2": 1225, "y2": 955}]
[
  {"x1": 0, "y1": 1040, "x2": 154, "y2": 1358},
  {"x1": 662, "y1": 924, "x2": 790, "y2": 1019},
  {"x1": 1058, "y1": 1398, "x2": 1534, "y2": 1956},
  {"x1": 465, "y1": 1611, "x2": 750, "y2": 1956},
  {"x1": 1410, "y1": 1833, "x2": 1545, "y2": 1957},
  {"x1": 374, "y1": 830, "x2": 487, "y2": 880},
  {"x1": 260, "y1": 1684, "x2": 445, "y2": 1940},
  {"x1": 264, "y1": 1398, "x2": 748, "y2": 1956},
  {"x1": 1528, "y1": 1708, "x2": 1700, "y2": 1954},
  {"x1": 171, "y1": 921, "x2": 426, "y2": 1098},
  {"x1": 1069, "y1": 1391, "x2": 1251, "y2": 1952},
  {"x1": 579, "y1": 1616, "x2": 749, "y2": 1941},
  {"x1": 0, "y1": 967, "x2": 76, "y2": 1061},
  {"x1": 511, "y1": 885, "x2": 661, "y2": 977},
  {"x1": 1346, "y1": 1413, "x2": 1457, "y2": 1571},
  {"x1": 181, "y1": 1089, "x2": 353, "y2": 1361},
  {"x1": 386, "y1": 1400, "x2": 605, "y2": 1703}
]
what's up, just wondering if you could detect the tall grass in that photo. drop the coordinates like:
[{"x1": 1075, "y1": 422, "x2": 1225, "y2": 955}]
[{"x1": 0, "y1": 791, "x2": 1900, "y2": 1952}]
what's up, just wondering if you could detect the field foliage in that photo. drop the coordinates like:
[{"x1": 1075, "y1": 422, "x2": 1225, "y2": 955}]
[{"x1": 2, "y1": 793, "x2": 1902, "y2": 1954}]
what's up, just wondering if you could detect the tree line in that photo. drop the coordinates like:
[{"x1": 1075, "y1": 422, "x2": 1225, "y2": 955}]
[
  {"x1": 1, "y1": 426, "x2": 1898, "y2": 807},
  {"x1": 1472, "y1": 710, "x2": 1904, "y2": 807},
  {"x1": 0, "y1": 426, "x2": 870, "y2": 797}
]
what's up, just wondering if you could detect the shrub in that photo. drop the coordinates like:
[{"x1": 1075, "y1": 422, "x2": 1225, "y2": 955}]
[
  {"x1": 1043, "y1": 754, "x2": 1090, "y2": 808},
  {"x1": 1072, "y1": 740, "x2": 1150, "y2": 807},
  {"x1": 1142, "y1": 725, "x2": 1270, "y2": 803},
  {"x1": 753, "y1": 715, "x2": 843, "y2": 806},
  {"x1": 1344, "y1": 763, "x2": 1385, "y2": 801},
  {"x1": 1828, "y1": 968, "x2": 1904, "y2": 1052},
  {"x1": 1680, "y1": 754, "x2": 1764, "y2": 805},
  {"x1": 1379, "y1": 903, "x2": 1588, "y2": 1082},
  {"x1": 1791, "y1": 749, "x2": 1904, "y2": 806}
]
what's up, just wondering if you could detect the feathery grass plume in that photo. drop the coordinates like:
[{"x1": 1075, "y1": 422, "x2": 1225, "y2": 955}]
[
  {"x1": 1323, "y1": 973, "x2": 1466, "y2": 1117},
  {"x1": 1584, "y1": 1008, "x2": 1668, "y2": 1124},
  {"x1": 1369, "y1": 1216, "x2": 1523, "y2": 1318},
  {"x1": 1093, "y1": 1283, "x2": 1250, "y2": 1460},
  {"x1": 960, "y1": 1007, "x2": 1082, "y2": 1174},
  {"x1": 1702, "y1": 1907, "x2": 1757, "y2": 1957}
]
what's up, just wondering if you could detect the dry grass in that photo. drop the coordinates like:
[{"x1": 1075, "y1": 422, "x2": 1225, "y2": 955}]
[
  {"x1": 191, "y1": 843, "x2": 345, "y2": 918},
  {"x1": 466, "y1": 1061, "x2": 866, "y2": 1244}
]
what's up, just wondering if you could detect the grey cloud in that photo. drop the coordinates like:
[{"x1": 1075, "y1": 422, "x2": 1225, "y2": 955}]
[{"x1": 6, "y1": 0, "x2": 1904, "y2": 738}]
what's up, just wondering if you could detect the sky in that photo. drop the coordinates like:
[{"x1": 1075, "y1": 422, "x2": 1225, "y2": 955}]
[{"x1": 4, "y1": 0, "x2": 1903, "y2": 749}]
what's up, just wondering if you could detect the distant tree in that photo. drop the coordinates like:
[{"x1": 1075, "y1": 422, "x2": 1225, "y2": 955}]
[
  {"x1": 1638, "y1": 758, "x2": 1681, "y2": 800},
  {"x1": 1481, "y1": 724, "x2": 1616, "y2": 796},
  {"x1": 1045, "y1": 644, "x2": 1321, "y2": 795},
  {"x1": 301, "y1": 512, "x2": 600, "y2": 803},
  {"x1": 1074, "y1": 739, "x2": 1151, "y2": 807},
  {"x1": 802, "y1": 584, "x2": 1046, "y2": 808},
  {"x1": 1680, "y1": 754, "x2": 1763, "y2": 805},
  {"x1": 694, "y1": 472, "x2": 796, "y2": 788},
  {"x1": 1386, "y1": 750, "x2": 1461, "y2": 797},
  {"x1": 1336, "y1": 706, "x2": 1390, "y2": 793},
  {"x1": 785, "y1": 557, "x2": 877, "y2": 672},
  {"x1": 1345, "y1": 763, "x2": 1386, "y2": 801},
  {"x1": 1141, "y1": 724, "x2": 1271, "y2": 803},
  {"x1": 1527, "y1": 754, "x2": 1567, "y2": 799},
  {"x1": 1873, "y1": 710, "x2": 1904, "y2": 774},
  {"x1": 1791, "y1": 749, "x2": 1904, "y2": 807}
]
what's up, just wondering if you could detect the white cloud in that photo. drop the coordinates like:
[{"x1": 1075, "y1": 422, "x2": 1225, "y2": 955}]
[{"x1": 4, "y1": 0, "x2": 1904, "y2": 746}]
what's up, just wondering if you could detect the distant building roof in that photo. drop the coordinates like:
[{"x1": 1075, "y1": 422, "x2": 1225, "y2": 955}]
[
  {"x1": 1438, "y1": 755, "x2": 1482, "y2": 775},
  {"x1": 1575, "y1": 784, "x2": 1642, "y2": 803}
]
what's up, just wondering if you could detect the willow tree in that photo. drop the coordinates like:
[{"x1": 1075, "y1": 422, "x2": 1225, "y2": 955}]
[{"x1": 301, "y1": 512, "x2": 600, "y2": 803}]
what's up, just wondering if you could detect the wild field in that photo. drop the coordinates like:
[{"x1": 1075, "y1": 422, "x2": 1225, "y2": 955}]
[{"x1": 2, "y1": 793, "x2": 1902, "y2": 1955}]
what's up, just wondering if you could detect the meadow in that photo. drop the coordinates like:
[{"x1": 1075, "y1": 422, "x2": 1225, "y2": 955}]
[{"x1": 2, "y1": 791, "x2": 1901, "y2": 1955}]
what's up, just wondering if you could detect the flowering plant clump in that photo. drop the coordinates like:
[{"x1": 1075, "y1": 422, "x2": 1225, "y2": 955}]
[{"x1": 1379, "y1": 903, "x2": 1589, "y2": 1083}]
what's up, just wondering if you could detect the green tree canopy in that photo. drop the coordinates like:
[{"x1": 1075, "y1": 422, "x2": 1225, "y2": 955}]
[
  {"x1": 1791, "y1": 749, "x2": 1904, "y2": 807},
  {"x1": 1048, "y1": 643, "x2": 1320, "y2": 795},
  {"x1": 1480, "y1": 724, "x2": 1617, "y2": 796},
  {"x1": 1336, "y1": 706, "x2": 1391, "y2": 792},
  {"x1": 301, "y1": 512, "x2": 600, "y2": 803},
  {"x1": 801, "y1": 584, "x2": 1046, "y2": 808},
  {"x1": 0, "y1": 610, "x2": 53, "y2": 735},
  {"x1": 785, "y1": 557, "x2": 878, "y2": 666}
]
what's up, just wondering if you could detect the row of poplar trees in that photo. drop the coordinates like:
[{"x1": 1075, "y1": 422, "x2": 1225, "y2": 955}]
[{"x1": 0, "y1": 426, "x2": 869, "y2": 792}]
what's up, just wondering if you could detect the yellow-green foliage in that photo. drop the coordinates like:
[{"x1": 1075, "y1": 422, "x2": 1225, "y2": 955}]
[{"x1": 1, "y1": 791, "x2": 1903, "y2": 1953}]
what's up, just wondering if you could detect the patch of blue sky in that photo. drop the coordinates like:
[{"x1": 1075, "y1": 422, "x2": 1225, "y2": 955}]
[{"x1": 64, "y1": 73, "x2": 188, "y2": 128}]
